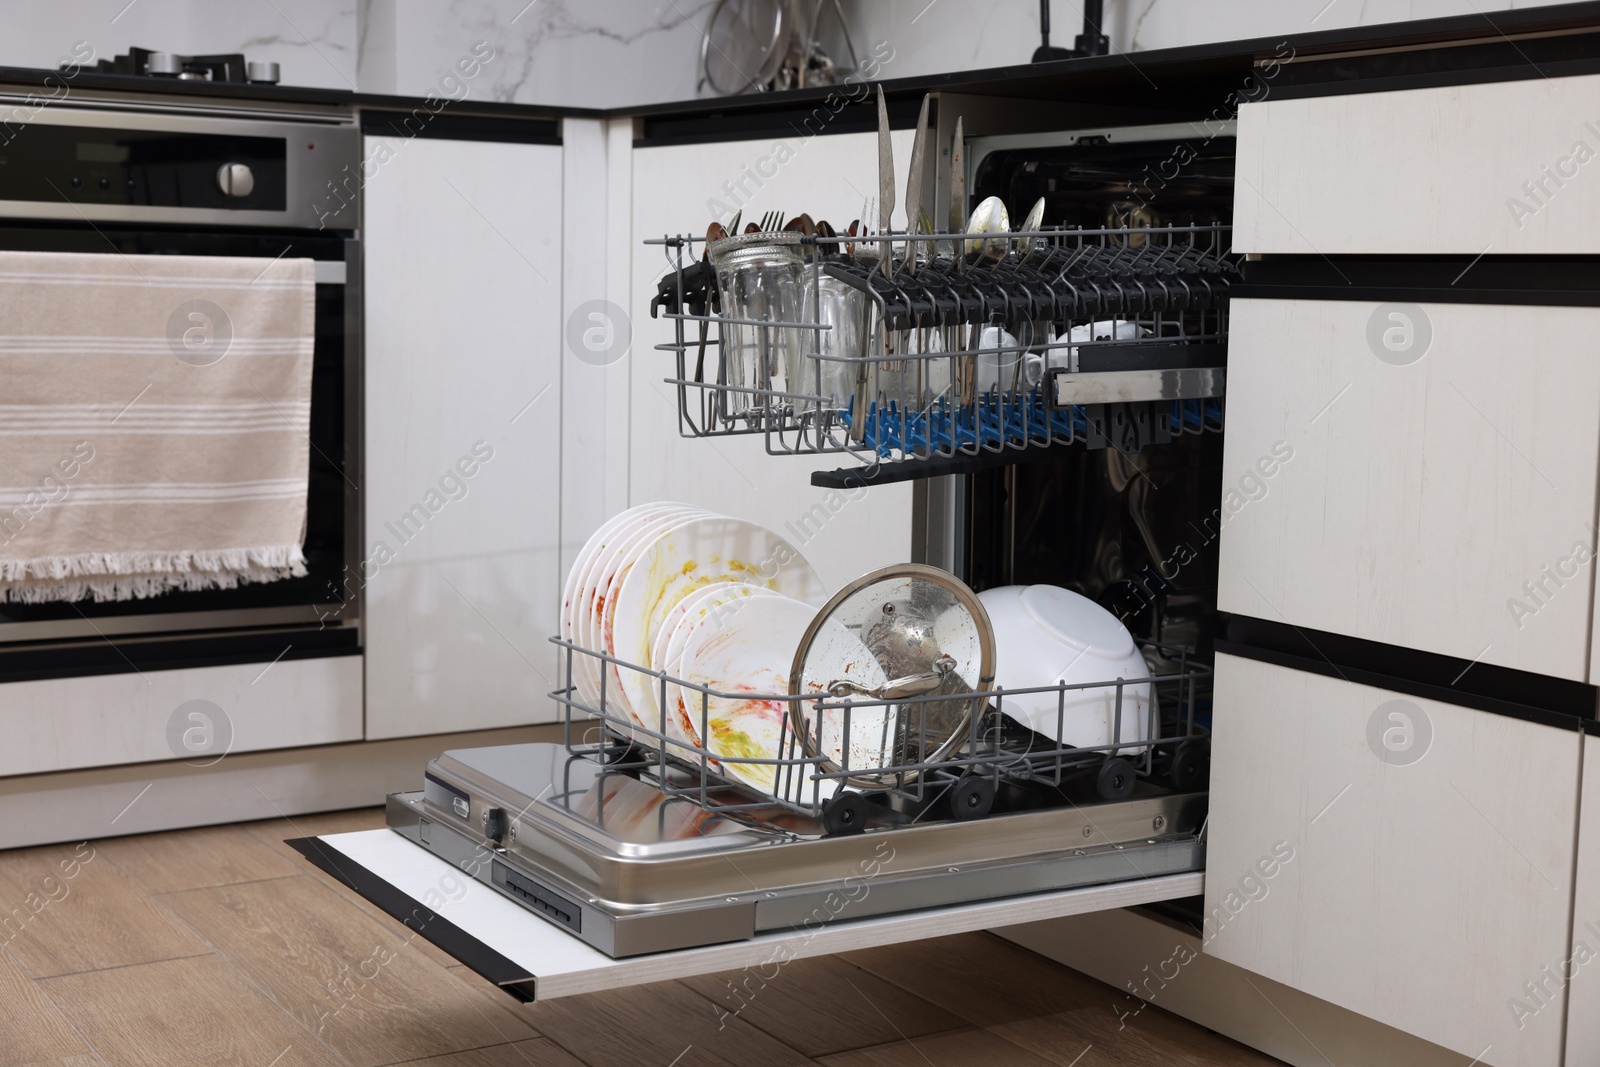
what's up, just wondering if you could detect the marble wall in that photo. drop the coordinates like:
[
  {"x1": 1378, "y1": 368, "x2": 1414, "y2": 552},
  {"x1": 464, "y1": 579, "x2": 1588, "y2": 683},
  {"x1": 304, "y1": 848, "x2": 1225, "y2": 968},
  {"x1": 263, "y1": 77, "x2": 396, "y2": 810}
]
[
  {"x1": 0, "y1": 0, "x2": 1557, "y2": 105},
  {"x1": 371, "y1": 0, "x2": 1551, "y2": 108},
  {"x1": 372, "y1": 0, "x2": 715, "y2": 108}
]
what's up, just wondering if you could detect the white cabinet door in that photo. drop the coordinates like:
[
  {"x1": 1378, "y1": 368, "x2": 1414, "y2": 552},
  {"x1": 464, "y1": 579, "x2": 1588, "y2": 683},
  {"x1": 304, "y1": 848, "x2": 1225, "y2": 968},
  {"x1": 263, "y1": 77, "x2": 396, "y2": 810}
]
[
  {"x1": 363, "y1": 135, "x2": 563, "y2": 737},
  {"x1": 1217, "y1": 298, "x2": 1600, "y2": 682},
  {"x1": 1235, "y1": 72, "x2": 1600, "y2": 255},
  {"x1": 627, "y1": 132, "x2": 917, "y2": 593},
  {"x1": 1206, "y1": 653, "x2": 1580, "y2": 1067},
  {"x1": 1565, "y1": 732, "x2": 1600, "y2": 1063}
]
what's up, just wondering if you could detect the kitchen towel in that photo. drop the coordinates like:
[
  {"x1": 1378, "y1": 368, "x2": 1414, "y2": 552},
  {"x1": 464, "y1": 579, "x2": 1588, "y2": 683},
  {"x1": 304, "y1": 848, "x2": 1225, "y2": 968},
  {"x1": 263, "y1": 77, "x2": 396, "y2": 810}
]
[{"x1": 0, "y1": 250, "x2": 316, "y2": 602}]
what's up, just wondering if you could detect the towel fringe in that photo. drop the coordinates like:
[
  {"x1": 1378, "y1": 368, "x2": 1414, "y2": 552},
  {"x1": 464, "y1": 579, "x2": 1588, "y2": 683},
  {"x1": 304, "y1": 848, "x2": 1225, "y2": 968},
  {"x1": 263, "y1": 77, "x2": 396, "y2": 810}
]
[{"x1": 0, "y1": 545, "x2": 308, "y2": 603}]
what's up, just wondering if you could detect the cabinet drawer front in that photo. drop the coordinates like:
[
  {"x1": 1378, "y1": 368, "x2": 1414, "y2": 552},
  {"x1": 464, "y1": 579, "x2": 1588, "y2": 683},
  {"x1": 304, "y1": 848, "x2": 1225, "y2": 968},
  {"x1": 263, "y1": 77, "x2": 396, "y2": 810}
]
[
  {"x1": 1217, "y1": 298, "x2": 1600, "y2": 681},
  {"x1": 1236, "y1": 73, "x2": 1600, "y2": 255},
  {"x1": 1207, "y1": 653, "x2": 1579, "y2": 1067}
]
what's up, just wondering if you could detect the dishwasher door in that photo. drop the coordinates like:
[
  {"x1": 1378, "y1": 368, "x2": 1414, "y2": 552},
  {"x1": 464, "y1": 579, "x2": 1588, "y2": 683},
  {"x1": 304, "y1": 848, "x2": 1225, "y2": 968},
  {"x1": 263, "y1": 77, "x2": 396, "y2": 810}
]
[{"x1": 290, "y1": 827, "x2": 1201, "y2": 1002}]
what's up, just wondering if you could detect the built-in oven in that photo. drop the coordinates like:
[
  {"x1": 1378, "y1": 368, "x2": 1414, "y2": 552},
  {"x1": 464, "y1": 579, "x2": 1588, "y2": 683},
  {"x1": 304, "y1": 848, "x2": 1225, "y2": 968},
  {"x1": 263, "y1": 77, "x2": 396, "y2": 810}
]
[{"x1": 0, "y1": 95, "x2": 362, "y2": 680}]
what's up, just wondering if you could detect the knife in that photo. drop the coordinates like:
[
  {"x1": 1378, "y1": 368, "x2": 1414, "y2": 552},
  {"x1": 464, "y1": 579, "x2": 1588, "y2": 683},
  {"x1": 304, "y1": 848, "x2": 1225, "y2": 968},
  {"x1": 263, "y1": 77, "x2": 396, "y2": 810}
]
[
  {"x1": 876, "y1": 85, "x2": 894, "y2": 279},
  {"x1": 949, "y1": 116, "x2": 965, "y2": 264},
  {"x1": 904, "y1": 93, "x2": 930, "y2": 275},
  {"x1": 695, "y1": 221, "x2": 726, "y2": 384}
]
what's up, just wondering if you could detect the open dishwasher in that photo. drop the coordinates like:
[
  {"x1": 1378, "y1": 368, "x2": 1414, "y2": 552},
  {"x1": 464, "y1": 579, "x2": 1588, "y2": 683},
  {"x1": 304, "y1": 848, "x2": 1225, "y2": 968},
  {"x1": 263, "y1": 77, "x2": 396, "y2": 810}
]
[{"x1": 297, "y1": 102, "x2": 1235, "y2": 1001}]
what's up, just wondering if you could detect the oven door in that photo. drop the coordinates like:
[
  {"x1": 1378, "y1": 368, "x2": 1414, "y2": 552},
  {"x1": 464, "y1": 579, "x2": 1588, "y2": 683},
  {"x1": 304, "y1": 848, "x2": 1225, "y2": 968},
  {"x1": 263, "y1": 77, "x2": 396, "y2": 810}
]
[{"x1": 0, "y1": 221, "x2": 359, "y2": 678}]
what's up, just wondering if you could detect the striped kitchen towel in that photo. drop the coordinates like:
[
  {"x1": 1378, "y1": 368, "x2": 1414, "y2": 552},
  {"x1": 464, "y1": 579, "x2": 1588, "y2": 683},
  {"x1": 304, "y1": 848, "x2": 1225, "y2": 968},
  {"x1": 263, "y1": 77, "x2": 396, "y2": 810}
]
[{"x1": 0, "y1": 250, "x2": 316, "y2": 602}]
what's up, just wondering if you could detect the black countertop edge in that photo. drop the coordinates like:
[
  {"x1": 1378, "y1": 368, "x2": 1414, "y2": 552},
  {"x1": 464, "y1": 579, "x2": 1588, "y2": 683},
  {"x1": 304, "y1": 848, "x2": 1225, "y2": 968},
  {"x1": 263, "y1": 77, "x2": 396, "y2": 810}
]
[
  {"x1": 3, "y1": 1, "x2": 1600, "y2": 127},
  {"x1": 1218, "y1": 614, "x2": 1598, "y2": 731},
  {"x1": 0, "y1": 65, "x2": 602, "y2": 122},
  {"x1": 618, "y1": 0, "x2": 1600, "y2": 120}
]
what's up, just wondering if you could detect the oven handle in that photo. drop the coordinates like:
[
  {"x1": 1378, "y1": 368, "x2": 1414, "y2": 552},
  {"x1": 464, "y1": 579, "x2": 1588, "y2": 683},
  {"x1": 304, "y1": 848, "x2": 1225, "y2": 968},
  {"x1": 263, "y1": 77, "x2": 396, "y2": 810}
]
[{"x1": 314, "y1": 261, "x2": 347, "y2": 285}]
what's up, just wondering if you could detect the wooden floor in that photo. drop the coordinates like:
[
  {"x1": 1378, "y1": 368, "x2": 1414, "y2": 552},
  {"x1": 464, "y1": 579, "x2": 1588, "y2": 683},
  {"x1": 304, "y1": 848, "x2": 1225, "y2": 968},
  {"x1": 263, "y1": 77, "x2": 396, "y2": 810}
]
[{"x1": 0, "y1": 808, "x2": 1284, "y2": 1067}]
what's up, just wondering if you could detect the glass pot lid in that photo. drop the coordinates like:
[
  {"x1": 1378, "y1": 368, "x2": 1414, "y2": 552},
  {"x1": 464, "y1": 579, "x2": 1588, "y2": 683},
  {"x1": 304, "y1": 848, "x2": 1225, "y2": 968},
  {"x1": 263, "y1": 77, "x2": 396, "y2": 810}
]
[{"x1": 788, "y1": 563, "x2": 995, "y2": 790}]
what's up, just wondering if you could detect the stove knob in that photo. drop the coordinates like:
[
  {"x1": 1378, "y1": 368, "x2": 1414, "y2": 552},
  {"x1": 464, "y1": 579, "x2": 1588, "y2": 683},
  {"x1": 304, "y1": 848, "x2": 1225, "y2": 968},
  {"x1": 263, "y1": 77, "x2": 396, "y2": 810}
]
[
  {"x1": 146, "y1": 52, "x2": 183, "y2": 76},
  {"x1": 215, "y1": 162, "x2": 255, "y2": 198},
  {"x1": 246, "y1": 60, "x2": 280, "y2": 85}
]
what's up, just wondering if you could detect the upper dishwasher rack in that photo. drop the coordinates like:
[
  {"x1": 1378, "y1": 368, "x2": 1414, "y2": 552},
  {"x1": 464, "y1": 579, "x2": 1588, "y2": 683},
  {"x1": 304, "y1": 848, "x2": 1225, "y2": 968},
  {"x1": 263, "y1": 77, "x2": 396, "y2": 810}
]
[{"x1": 647, "y1": 222, "x2": 1234, "y2": 483}]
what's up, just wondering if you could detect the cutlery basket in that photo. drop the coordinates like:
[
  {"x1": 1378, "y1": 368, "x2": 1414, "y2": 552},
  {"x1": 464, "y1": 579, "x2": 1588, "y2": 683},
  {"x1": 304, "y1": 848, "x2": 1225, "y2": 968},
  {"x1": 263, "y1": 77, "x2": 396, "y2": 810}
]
[
  {"x1": 647, "y1": 222, "x2": 1233, "y2": 478},
  {"x1": 549, "y1": 633, "x2": 1211, "y2": 835}
]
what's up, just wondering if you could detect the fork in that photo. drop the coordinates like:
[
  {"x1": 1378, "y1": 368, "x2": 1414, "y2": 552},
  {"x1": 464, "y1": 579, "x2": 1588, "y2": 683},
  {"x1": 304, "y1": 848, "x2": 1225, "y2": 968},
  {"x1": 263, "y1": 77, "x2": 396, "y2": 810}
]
[{"x1": 761, "y1": 210, "x2": 785, "y2": 232}]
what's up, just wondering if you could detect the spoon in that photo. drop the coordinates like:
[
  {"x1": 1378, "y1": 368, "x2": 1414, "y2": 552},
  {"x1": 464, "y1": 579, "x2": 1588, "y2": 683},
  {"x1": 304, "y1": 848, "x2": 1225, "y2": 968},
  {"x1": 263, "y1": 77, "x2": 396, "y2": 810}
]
[
  {"x1": 965, "y1": 196, "x2": 1011, "y2": 262},
  {"x1": 1017, "y1": 197, "x2": 1045, "y2": 256}
]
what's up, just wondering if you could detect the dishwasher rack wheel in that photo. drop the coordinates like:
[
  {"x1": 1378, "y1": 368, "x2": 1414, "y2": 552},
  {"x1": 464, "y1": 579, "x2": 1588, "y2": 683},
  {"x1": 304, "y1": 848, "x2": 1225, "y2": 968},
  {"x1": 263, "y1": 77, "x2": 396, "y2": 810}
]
[
  {"x1": 822, "y1": 791, "x2": 869, "y2": 836},
  {"x1": 949, "y1": 774, "x2": 996, "y2": 821},
  {"x1": 1096, "y1": 756, "x2": 1138, "y2": 801},
  {"x1": 1168, "y1": 740, "x2": 1210, "y2": 793}
]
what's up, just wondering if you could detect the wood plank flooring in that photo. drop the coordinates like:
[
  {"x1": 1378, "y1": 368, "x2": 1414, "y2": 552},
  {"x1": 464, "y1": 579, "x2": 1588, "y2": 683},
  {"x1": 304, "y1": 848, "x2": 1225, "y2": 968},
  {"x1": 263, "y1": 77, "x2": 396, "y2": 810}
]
[{"x1": 0, "y1": 808, "x2": 1286, "y2": 1067}]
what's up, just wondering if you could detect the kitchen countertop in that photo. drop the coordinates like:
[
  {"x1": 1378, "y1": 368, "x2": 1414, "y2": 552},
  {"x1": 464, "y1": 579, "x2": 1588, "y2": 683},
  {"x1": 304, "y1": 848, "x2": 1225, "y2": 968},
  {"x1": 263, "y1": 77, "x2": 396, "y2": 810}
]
[{"x1": 3, "y1": 1, "x2": 1600, "y2": 134}]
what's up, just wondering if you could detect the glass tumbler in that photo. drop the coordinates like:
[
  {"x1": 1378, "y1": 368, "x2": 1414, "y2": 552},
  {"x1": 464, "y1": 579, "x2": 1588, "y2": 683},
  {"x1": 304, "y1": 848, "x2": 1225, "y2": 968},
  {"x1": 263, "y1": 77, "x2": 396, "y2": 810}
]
[
  {"x1": 709, "y1": 232, "x2": 805, "y2": 427},
  {"x1": 801, "y1": 272, "x2": 870, "y2": 429}
]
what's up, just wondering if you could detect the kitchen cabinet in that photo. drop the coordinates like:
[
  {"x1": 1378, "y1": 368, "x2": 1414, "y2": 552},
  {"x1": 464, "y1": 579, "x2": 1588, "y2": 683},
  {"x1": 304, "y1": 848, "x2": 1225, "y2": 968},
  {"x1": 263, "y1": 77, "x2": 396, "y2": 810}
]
[
  {"x1": 1217, "y1": 297, "x2": 1600, "y2": 682},
  {"x1": 557, "y1": 117, "x2": 632, "y2": 586},
  {"x1": 1235, "y1": 72, "x2": 1600, "y2": 255},
  {"x1": 1205, "y1": 652, "x2": 1581, "y2": 1067},
  {"x1": 627, "y1": 131, "x2": 918, "y2": 593},
  {"x1": 363, "y1": 134, "x2": 564, "y2": 738}
]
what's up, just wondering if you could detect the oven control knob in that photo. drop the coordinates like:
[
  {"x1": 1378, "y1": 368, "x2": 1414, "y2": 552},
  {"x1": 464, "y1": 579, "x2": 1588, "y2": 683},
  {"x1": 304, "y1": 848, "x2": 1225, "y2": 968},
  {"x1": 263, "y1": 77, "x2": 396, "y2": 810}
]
[{"x1": 215, "y1": 162, "x2": 255, "y2": 198}]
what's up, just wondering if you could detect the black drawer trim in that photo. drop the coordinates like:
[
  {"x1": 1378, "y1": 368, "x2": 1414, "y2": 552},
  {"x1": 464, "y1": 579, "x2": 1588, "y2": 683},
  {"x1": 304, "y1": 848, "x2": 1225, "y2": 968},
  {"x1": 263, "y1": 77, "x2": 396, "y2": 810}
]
[
  {"x1": 1234, "y1": 256, "x2": 1600, "y2": 307},
  {"x1": 0, "y1": 626, "x2": 358, "y2": 684},
  {"x1": 1218, "y1": 615, "x2": 1596, "y2": 730},
  {"x1": 636, "y1": 94, "x2": 930, "y2": 148},
  {"x1": 1266, "y1": 30, "x2": 1600, "y2": 101},
  {"x1": 288, "y1": 836, "x2": 535, "y2": 1001},
  {"x1": 359, "y1": 109, "x2": 560, "y2": 145}
]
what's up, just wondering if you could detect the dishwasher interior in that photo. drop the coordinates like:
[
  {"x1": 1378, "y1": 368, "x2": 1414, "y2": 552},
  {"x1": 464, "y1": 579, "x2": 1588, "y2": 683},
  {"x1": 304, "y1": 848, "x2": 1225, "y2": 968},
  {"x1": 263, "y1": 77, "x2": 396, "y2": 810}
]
[{"x1": 390, "y1": 107, "x2": 1236, "y2": 959}]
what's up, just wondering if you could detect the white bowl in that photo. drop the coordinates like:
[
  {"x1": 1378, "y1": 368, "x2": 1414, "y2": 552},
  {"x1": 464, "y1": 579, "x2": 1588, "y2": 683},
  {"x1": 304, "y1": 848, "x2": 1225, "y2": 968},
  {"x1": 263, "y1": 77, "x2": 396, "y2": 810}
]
[{"x1": 978, "y1": 584, "x2": 1154, "y2": 750}]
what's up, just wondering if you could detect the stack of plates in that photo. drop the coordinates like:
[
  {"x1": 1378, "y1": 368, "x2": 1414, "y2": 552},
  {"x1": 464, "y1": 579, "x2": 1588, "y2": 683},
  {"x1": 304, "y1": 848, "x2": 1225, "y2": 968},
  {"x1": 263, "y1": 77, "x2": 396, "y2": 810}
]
[{"x1": 561, "y1": 503, "x2": 827, "y2": 794}]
